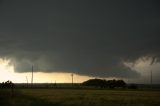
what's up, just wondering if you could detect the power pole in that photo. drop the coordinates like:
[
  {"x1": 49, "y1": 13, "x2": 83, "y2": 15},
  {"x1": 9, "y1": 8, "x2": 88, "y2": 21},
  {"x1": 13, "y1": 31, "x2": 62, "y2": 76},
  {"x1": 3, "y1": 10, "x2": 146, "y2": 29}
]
[
  {"x1": 26, "y1": 76, "x2": 28, "y2": 87},
  {"x1": 150, "y1": 70, "x2": 152, "y2": 89},
  {"x1": 71, "y1": 73, "x2": 73, "y2": 86},
  {"x1": 31, "y1": 65, "x2": 33, "y2": 84}
]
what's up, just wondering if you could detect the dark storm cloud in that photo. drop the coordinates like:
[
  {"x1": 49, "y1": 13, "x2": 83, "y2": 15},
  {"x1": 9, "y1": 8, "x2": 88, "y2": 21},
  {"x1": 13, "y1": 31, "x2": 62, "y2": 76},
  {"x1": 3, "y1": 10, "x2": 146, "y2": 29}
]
[{"x1": 0, "y1": 0, "x2": 160, "y2": 78}]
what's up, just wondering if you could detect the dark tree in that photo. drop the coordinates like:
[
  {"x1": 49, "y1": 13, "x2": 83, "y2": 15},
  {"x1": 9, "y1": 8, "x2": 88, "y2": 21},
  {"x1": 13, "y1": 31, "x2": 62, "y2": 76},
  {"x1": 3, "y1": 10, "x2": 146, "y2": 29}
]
[
  {"x1": 82, "y1": 79, "x2": 126, "y2": 89},
  {"x1": 106, "y1": 80, "x2": 116, "y2": 88},
  {"x1": 1, "y1": 80, "x2": 14, "y2": 89},
  {"x1": 82, "y1": 79, "x2": 107, "y2": 88},
  {"x1": 128, "y1": 84, "x2": 138, "y2": 89},
  {"x1": 0, "y1": 80, "x2": 15, "y2": 97},
  {"x1": 115, "y1": 80, "x2": 126, "y2": 88}
]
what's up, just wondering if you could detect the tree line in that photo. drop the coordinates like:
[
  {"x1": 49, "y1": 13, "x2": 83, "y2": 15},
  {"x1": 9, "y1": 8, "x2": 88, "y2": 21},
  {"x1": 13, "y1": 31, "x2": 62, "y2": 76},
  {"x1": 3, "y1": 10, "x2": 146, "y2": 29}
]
[{"x1": 82, "y1": 79, "x2": 126, "y2": 88}]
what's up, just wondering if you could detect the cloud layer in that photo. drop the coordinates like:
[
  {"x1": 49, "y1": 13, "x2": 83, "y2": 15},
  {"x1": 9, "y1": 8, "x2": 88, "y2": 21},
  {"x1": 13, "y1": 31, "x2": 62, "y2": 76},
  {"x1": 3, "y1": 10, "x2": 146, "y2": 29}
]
[{"x1": 0, "y1": 0, "x2": 160, "y2": 79}]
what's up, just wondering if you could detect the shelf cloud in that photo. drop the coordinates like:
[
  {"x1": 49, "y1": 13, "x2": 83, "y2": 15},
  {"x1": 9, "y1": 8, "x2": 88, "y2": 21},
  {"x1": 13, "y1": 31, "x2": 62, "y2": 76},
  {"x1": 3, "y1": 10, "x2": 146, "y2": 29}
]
[{"x1": 0, "y1": 0, "x2": 160, "y2": 79}]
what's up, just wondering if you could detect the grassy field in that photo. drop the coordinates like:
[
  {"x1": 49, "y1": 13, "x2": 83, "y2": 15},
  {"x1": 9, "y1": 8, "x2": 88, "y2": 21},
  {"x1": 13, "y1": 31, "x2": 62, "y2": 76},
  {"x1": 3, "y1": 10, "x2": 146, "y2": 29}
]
[{"x1": 1, "y1": 88, "x2": 160, "y2": 106}]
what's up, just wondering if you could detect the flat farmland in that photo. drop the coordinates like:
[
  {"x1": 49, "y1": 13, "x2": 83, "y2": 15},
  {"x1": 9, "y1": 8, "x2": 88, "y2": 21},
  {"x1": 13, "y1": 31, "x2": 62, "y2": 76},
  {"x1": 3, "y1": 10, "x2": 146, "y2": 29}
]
[
  {"x1": 1, "y1": 89, "x2": 160, "y2": 106},
  {"x1": 20, "y1": 89, "x2": 160, "y2": 106}
]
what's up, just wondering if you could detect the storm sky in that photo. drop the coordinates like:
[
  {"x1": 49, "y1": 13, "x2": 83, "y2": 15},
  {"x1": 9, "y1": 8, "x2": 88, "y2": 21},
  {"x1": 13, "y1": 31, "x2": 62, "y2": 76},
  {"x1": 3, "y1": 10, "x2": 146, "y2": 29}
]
[{"x1": 0, "y1": 0, "x2": 160, "y2": 82}]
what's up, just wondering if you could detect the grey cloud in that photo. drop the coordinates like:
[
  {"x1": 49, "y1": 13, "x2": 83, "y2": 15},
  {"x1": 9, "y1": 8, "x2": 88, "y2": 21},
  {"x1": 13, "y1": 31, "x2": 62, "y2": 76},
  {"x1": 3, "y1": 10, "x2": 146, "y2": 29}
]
[{"x1": 0, "y1": 0, "x2": 160, "y2": 79}]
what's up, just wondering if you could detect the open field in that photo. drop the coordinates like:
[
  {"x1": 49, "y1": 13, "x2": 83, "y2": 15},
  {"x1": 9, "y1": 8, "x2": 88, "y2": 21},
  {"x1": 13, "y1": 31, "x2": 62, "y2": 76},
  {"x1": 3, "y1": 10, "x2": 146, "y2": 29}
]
[{"x1": 1, "y1": 89, "x2": 160, "y2": 106}]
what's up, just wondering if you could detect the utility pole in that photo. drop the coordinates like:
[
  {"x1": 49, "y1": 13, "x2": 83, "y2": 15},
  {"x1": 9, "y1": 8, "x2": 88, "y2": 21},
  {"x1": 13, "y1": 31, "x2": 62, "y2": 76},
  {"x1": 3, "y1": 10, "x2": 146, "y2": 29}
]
[
  {"x1": 31, "y1": 65, "x2": 33, "y2": 84},
  {"x1": 150, "y1": 70, "x2": 152, "y2": 89},
  {"x1": 71, "y1": 73, "x2": 73, "y2": 86},
  {"x1": 26, "y1": 76, "x2": 28, "y2": 87}
]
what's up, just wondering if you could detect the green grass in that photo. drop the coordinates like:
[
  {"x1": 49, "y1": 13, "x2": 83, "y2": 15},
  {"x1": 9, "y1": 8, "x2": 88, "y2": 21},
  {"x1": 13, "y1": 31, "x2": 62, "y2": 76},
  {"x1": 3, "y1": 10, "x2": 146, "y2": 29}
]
[{"x1": 1, "y1": 88, "x2": 160, "y2": 106}]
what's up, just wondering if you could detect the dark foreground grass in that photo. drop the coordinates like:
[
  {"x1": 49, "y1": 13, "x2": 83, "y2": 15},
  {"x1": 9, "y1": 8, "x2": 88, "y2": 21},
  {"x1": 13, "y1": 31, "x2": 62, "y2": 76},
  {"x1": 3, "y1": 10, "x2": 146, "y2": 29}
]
[
  {"x1": 0, "y1": 89, "x2": 57, "y2": 106},
  {"x1": 1, "y1": 88, "x2": 160, "y2": 106}
]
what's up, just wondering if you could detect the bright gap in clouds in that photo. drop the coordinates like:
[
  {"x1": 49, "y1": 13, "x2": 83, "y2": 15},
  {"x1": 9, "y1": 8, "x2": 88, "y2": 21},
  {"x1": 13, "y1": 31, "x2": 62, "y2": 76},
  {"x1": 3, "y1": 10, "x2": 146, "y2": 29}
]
[
  {"x1": 0, "y1": 58, "x2": 16, "y2": 81},
  {"x1": 124, "y1": 57, "x2": 160, "y2": 84},
  {"x1": 0, "y1": 58, "x2": 93, "y2": 83}
]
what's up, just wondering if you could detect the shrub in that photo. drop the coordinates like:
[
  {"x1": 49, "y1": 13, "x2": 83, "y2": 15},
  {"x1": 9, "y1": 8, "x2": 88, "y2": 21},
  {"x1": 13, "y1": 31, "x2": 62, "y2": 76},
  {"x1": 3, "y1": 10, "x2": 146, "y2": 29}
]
[{"x1": 0, "y1": 80, "x2": 14, "y2": 89}]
